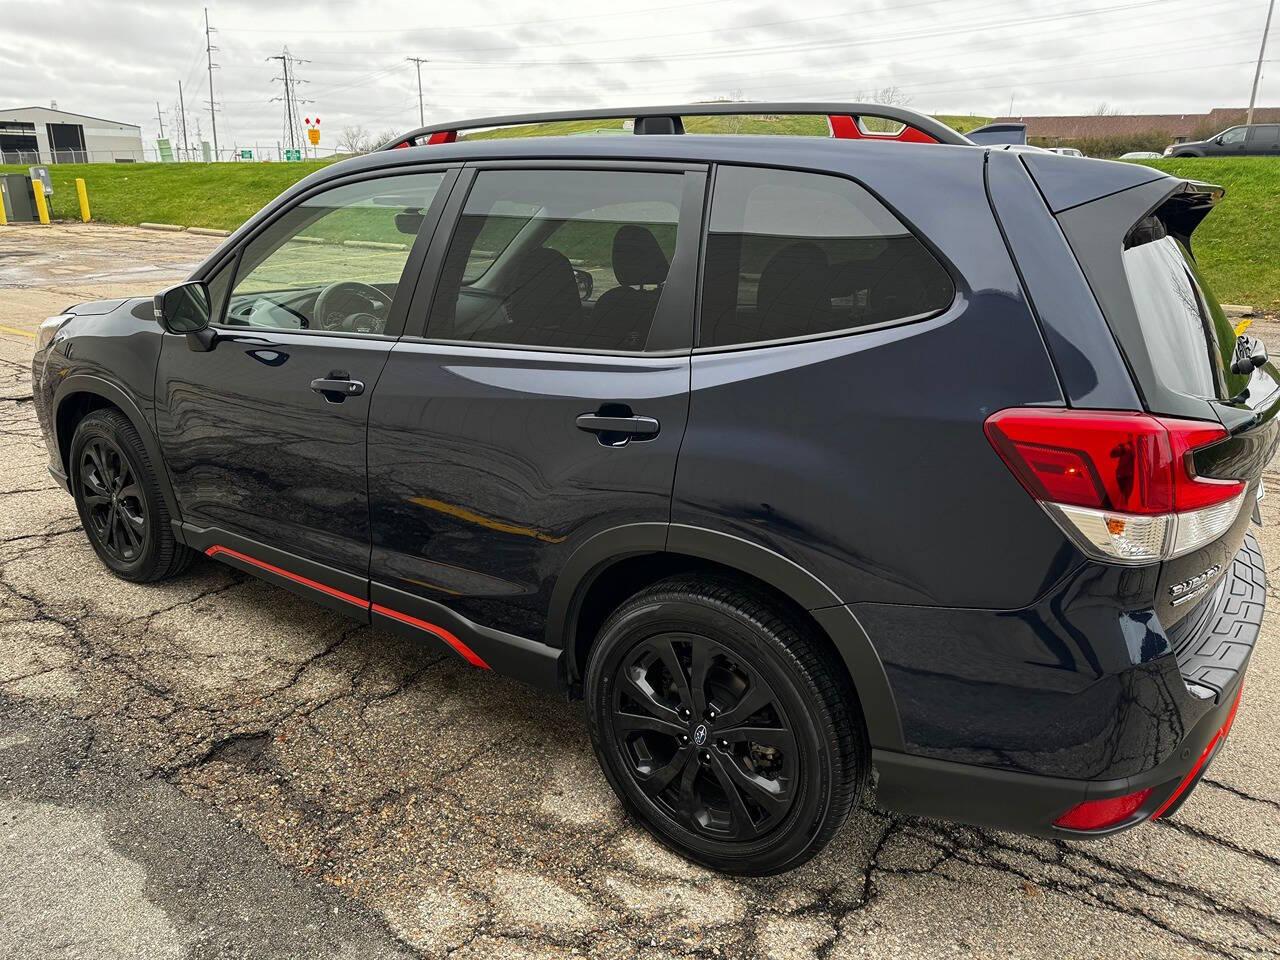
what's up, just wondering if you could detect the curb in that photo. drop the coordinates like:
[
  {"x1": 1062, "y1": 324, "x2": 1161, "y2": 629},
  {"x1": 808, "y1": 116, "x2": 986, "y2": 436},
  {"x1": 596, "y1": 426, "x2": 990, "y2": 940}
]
[
  {"x1": 138, "y1": 222, "x2": 184, "y2": 232},
  {"x1": 342, "y1": 239, "x2": 407, "y2": 251},
  {"x1": 187, "y1": 226, "x2": 231, "y2": 237},
  {"x1": 1221, "y1": 303, "x2": 1255, "y2": 318}
]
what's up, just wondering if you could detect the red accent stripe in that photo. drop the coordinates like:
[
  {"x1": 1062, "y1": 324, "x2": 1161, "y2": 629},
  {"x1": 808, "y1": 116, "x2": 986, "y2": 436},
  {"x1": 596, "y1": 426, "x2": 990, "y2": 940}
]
[
  {"x1": 205, "y1": 545, "x2": 367, "y2": 609},
  {"x1": 426, "y1": 130, "x2": 457, "y2": 145},
  {"x1": 372, "y1": 603, "x2": 490, "y2": 669},
  {"x1": 203, "y1": 544, "x2": 489, "y2": 670},
  {"x1": 827, "y1": 114, "x2": 939, "y2": 144},
  {"x1": 1150, "y1": 682, "x2": 1245, "y2": 820}
]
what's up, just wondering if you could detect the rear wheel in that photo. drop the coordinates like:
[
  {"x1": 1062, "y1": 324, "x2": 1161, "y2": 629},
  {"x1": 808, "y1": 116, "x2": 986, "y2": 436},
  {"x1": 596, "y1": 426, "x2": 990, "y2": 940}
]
[
  {"x1": 584, "y1": 575, "x2": 867, "y2": 874},
  {"x1": 70, "y1": 408, "x2": 194, "y2": 582}
]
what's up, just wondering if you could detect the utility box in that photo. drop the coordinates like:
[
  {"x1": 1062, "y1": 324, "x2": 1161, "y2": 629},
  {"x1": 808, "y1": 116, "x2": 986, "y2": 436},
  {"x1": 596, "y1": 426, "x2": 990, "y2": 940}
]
[
  {"x1": 0, "y1": 175, "x2": 38, "y2": 222},
  {"x1": 28, "y1": 166, "x2": 52, "y2": 197}
]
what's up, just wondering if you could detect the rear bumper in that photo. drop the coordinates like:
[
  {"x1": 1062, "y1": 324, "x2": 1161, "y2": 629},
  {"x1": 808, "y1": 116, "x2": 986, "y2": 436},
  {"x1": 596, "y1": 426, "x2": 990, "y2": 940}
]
[
  {"x1": 872, "y1": 531, "x2": 1263, "y2": 837},
  {"x1": 872, "y1": 674, "x2": 1246, "y2": 837}
]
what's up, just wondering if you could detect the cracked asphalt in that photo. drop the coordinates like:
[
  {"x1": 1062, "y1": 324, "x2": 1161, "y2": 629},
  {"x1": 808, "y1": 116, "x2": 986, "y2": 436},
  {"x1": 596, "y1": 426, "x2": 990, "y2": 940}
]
[{"x1": 1, "y1": 222, "x2": 1278, "y2": 959}]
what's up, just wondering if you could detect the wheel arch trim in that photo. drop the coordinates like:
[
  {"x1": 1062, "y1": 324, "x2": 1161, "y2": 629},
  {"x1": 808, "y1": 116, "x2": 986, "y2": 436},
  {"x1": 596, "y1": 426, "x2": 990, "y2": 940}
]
[
  {"x1": 548, "y1": 522, "x2": 905, "y2": 750},
  {"x1": 52, "y1": 375, "x2": 182, "y2": 522}
]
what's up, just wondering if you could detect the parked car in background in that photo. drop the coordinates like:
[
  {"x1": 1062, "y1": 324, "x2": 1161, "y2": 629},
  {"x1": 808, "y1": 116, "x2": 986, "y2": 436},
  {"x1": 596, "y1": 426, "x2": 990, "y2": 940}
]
[
  {"x1": 1120, "y1": 151, "x2": 1163, "y2": 160},
  {"x1": 1047, "y1": 147, "x2": 1084, "y2": 157},
  {"x1": 1165, "y1": 124, "x2": 1280, "y2": 156},
  {"x1": 31, "y1": 103, "x2": 1270, "y2": 875}
]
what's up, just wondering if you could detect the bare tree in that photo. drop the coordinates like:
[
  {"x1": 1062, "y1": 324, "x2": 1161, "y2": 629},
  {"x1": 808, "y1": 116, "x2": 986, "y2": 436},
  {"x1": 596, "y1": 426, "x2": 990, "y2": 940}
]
[
  {"x1": 854, "y1": 86, "x2": 912, "y2": 131},
  {"x1": 338, "y1": 125, "x2": 373, "y2": 155},
  {"x1": 376, "y1": 128, "x2": 401, "y2": 147},
  {"x1": 1092, "y1": 102, "x2": 1124, "y2": 116}
]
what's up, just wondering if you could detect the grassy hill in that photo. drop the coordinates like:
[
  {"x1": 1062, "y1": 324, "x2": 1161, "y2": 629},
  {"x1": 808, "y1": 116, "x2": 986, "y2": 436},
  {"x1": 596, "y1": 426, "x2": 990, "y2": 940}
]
[{"x1": 1131, "y1": 157, "x2": 1279, "y2": 313}]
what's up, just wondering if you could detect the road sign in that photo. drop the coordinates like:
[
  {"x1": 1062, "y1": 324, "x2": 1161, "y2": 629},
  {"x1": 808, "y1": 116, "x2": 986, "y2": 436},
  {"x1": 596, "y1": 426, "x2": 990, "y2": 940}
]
[
  {"x1": 157, "y1": 138, "x2": 174, "y2": 162},
  {"x1": 240, "y1": 149, "x2": 253, "y2": 159},
  {"x1": 308, "y1": 128, "x2": 320, "y2": 146},
  {"x1": 285, "y1": 149, "x2": 302, "y2": 162}
]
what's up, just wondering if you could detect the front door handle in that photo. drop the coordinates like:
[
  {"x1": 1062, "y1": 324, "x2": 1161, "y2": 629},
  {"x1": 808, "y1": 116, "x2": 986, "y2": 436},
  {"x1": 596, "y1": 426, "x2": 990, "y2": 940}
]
[
  {"x1": 310, "y1": 374, "x2": 365, "y2": 403},
  {"x1": 576, "y1": 412, "x2": 660, "y2": 446}
]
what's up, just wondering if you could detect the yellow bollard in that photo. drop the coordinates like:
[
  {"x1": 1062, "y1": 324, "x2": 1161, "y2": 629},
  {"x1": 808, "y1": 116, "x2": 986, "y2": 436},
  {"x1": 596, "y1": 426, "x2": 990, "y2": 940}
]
[
  {"x1": 75, "y1": 178, "x2": 90, "y2": 222},
  {"x1": 0, "y1": 193, "x2": 6, "y2": 226},
  {"x1": 32, "y1": 182, "x2": 50, "y2": 225}
]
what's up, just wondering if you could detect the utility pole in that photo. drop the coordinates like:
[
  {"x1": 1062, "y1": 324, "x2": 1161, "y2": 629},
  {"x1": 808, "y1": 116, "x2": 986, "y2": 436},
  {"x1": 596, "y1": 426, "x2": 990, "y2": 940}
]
[
  {"x1": 269, "y1": 47, "x2": 311, "y2": 157},
  {"x1": 407, "y1": 57, "x2": 428, "y2": 124},
  {"x1": 178, "y1": 82, "x2": 191, "y2": 162},
  {"x1": 1247, "y1": 0, "x2": 1276, "y2": 126},
  {"x1": 155, "y1": 102, "x2": 165, "y2": 139},
  {"x1": 205, "y1": 7, "x2": 220, "y2": 160}
]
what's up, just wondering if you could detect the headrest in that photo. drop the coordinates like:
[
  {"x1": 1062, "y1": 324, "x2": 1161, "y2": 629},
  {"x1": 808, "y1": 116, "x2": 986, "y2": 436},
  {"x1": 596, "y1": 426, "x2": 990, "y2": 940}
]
[{"x1": 612, "y1": 224, "x2": 670, "y2": 286}]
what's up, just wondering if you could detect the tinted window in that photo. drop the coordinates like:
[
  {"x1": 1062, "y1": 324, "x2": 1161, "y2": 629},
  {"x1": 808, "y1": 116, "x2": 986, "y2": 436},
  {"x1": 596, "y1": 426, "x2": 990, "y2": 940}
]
[
  {"x1": 1122, "y1": 234, "x2": 1220, "y2": 398},
  {"x1": 1220, "y1": 127, "x2": 1246, "y2": 144},
  {"x1": 224, "y1": 172, "x2": 445, "y2": 335},
  {"x1": 698, "y1": 166, "x2": 953, "y2": 348},
  {"x1": 427, "y1": 169, "x2": 684, "y2": 351},
  {"x1": 1249, "y1": 124, "x2": 1279, "y2": 146}
]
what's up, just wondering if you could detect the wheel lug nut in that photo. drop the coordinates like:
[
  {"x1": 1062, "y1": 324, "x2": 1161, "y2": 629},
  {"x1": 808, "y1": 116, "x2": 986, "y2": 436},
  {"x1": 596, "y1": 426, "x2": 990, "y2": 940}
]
[
  {"x1": 707, "y1": 709, "x2": 717, "y2": 720},
  {"x1": 700, "y1": 750, "x2": 711, "y2": 763},
  {"x1": 718, "y1": 739, "x2": 729, "y2": 749},
  {"x1": 680, "y1": 734, "x2": 689, "y2": 744}
]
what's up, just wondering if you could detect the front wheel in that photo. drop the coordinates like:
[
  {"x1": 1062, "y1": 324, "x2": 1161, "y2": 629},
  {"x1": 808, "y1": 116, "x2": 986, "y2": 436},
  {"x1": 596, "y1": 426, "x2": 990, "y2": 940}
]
[
  {"x1": 70, "y1": 408, "x2": 194, "y2": 582},
  {"x1": 584, "y1": 576, "x2": 868, "y2": 874}
]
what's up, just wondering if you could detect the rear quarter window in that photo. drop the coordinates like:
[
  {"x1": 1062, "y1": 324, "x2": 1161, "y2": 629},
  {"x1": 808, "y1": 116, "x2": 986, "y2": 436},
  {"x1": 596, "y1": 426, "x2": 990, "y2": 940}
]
[
  {"x1": 698, "y1": 165, "x2": 954, "y2": 348},
  {"x1": 1121, "y1": 230, "x2": 1245, "y2": 399}
]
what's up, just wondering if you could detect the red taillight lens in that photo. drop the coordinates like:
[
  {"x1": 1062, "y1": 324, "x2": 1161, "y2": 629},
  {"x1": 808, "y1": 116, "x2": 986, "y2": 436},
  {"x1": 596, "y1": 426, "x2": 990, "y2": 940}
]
[
  {"x1": 985, "y1": 408, "x2": 1247, "y2": 563},
  {"x1": 1053, "y1": 788, "x2": 1153, "y2": 831},
  {"x1": 985, "y1": 409, "x2": 1242, "y2": 515}
]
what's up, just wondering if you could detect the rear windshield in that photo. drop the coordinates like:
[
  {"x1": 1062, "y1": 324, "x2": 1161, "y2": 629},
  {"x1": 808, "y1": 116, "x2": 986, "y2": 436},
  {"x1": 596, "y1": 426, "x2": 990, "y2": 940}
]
[{"x1": 1121, "y1": 226, "x2": 1244, "y2": 399}]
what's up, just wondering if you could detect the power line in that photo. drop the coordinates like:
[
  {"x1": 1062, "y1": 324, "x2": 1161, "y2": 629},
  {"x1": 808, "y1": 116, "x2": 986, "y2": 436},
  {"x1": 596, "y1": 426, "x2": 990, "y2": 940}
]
[{"x1": 268, "y1": 47, "x2": 312, "y2": 156}]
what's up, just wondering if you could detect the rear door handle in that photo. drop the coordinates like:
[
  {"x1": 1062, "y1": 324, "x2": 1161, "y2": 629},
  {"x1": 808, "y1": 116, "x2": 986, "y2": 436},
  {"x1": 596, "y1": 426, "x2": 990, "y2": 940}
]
[
  {"x1": 575, "y1": 413, "x2": 660, "y2": 443},
  {"x1": 310, "y1": 375, "x2": 365, "y2": 402}
]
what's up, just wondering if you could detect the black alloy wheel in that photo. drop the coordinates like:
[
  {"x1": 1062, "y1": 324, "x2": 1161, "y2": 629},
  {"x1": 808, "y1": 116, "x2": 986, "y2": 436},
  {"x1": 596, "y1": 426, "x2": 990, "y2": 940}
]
[
  {"x1": 69, "y1": 408, "x2": 194, "y2": 582},
  {"x1": 78, "y1": 436, "x2": 147, "y2": 563},
  {"x1": 609, "y1": 632, "x2": 798, "y2": 841},
  {"x1": 585, "y1": 576, "x2": 867, "y2": 874}
]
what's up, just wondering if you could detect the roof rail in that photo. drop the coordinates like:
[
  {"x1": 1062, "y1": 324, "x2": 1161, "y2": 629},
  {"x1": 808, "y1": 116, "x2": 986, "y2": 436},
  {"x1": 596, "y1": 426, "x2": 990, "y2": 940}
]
[{"x1": 379, "y1": 102, "x2": 972, "y2": 150}]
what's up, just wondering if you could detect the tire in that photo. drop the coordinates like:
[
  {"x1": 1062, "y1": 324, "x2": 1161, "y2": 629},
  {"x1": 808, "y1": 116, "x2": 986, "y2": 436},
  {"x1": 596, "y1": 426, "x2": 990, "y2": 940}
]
[
  {"x1": 584, "y1": 575, "x2": 868, "y2": 874},
  {"x1": 69, "y1": 408, "x2": 194, "y2": 583}
]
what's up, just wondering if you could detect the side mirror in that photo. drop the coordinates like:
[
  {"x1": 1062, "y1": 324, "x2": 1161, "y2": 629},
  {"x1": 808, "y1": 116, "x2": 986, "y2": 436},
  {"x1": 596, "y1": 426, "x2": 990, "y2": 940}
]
[{"x1": 154, "y1": 281, "x2": 216, "y2": 351}]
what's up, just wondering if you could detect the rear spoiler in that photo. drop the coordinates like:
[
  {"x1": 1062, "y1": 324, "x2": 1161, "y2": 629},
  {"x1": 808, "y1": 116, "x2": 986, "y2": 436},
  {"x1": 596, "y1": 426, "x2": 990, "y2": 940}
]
[
  {"x1": 1139, "y1": 179, "x2": 1224, "y2": 252},
  {"x1": 379, "y1": 102, "x2": 973, "y2": 150}
]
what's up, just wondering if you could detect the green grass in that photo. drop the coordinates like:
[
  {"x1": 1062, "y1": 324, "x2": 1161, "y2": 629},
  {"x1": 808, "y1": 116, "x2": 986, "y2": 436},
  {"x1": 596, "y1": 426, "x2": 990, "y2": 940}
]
[
  {"x1": 0, "y1": 160, "x2": 336, "y2": 231},
  {"x1": 1130, "y1": 158, "x2": 1280, "y2": 312}
]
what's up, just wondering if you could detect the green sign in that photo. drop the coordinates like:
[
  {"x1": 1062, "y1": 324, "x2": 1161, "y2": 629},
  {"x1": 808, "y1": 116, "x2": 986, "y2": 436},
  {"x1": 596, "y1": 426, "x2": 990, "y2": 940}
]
[
  {"x1": 240, "y1": 149, "x2": 253, "y2": 160},
  {"x1": 285, "y1": 149, "x2": 302, "y2": 162},
  {"x1": 156, "y1": 138, "x2": 173, "y2": 162}
]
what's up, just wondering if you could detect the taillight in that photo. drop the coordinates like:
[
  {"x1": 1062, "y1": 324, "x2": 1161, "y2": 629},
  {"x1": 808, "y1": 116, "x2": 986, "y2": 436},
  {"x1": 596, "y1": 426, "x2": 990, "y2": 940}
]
[
  {"x1": 986, "y1": 409, "x2": 1246, "y2": 564},
  {"x1": 1054, "y1": 788, "x2": 1152, "y2": 831}
]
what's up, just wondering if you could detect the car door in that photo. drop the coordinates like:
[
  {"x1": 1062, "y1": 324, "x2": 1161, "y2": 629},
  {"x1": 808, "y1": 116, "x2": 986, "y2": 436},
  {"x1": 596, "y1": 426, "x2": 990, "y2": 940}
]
[
  {"x1": 1246, "y1": 124, "x2": 1279, "y2": 155},
  {"x1": 365, "y1": 163, "x2": 704, "y2": 674},
  {"x1": 156, "y1": 167, "x2": 457, "y2": 606},
  {"x1": 1212, "y1": 126, "x2": 1247, "y2": 155}
]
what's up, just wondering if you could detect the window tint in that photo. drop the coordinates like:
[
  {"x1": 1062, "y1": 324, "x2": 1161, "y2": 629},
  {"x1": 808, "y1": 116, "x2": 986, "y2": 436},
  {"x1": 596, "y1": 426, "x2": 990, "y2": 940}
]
[
  {"x1": 1220, "y1": 127, "x2": 1246, "y2": 144},
  {"x1": 224, "y1": 172, "x2": 445, "y2": 335},
  {"x1": 427, "y1": 169, "x2": 684, "y2": 351},
  {"x1": 1122, "y1": 234, "x2": 1219, "y2": 398},
  {"x1": 698, "y1": 166, "x2": 953, "y2": 348},
  {"x1": 1249, "y1": 124, "x2": 1279, "y2": 146}
]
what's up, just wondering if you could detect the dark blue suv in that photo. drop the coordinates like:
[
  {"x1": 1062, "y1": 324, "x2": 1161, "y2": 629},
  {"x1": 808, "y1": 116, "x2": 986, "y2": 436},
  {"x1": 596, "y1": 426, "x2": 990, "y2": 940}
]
[{"x1": 30, "y1": 105, "x2": 1271, "y2": 874}]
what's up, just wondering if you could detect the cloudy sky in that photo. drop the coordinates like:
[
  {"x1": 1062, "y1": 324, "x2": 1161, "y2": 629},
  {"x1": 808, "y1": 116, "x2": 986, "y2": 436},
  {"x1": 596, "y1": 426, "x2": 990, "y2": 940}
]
[{"x1": 2, "y1": 0, "x2": 1274, "y2": 157}]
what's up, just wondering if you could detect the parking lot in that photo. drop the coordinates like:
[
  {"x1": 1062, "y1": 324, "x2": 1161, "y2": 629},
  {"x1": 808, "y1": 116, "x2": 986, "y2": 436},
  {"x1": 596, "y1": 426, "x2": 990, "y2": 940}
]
[{"x1": 1, "y1": 222, "x2": 1278, "y2": 959}]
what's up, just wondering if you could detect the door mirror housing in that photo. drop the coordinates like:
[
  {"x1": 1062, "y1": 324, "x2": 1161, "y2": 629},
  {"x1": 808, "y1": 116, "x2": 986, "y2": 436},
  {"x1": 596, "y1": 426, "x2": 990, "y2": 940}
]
[
  {"x1": 154, "y1": 281, "x2": 211, "y2": 333},
  {"x1": 154, "y1": 281, "x2": 218, "y2": 351}
]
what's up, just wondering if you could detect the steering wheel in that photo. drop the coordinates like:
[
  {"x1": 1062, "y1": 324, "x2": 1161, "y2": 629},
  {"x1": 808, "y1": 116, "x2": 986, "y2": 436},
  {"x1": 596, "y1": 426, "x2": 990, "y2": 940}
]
[{"x1": 313, "y1": 281, "x2": 392, "y2": 334}]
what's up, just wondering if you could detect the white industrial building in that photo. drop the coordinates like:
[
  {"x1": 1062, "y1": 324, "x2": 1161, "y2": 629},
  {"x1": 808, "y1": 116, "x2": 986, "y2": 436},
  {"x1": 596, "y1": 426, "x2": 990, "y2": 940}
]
[{"x1": 0, "y1": 105, "x2": 145, "y2": 164}]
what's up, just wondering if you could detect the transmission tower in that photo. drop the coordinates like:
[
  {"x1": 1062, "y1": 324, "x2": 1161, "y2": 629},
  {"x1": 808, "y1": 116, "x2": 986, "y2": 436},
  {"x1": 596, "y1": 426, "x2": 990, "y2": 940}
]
[{"x1": 268, "y1": 47, "x2": 312, "y2": 157}]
